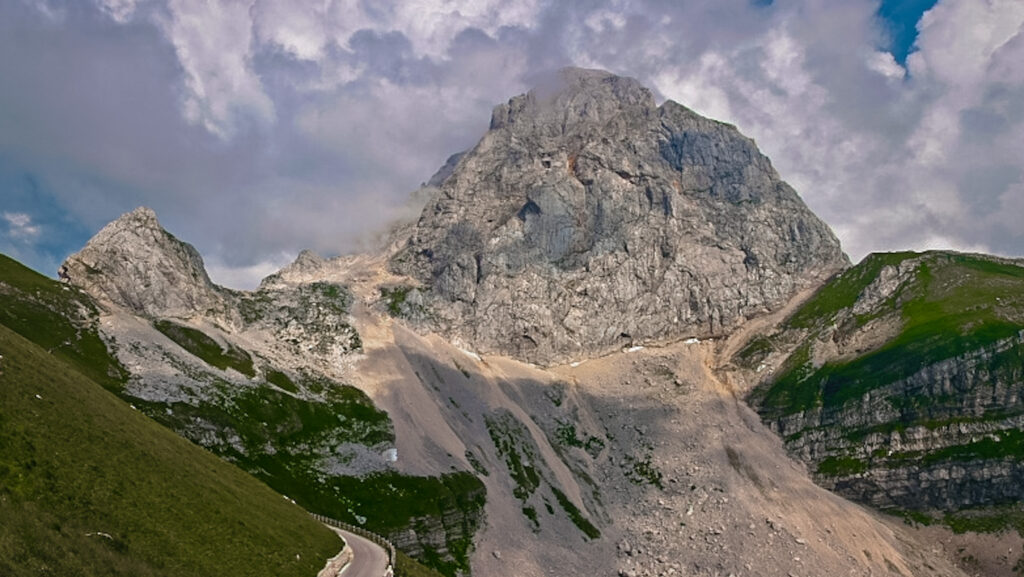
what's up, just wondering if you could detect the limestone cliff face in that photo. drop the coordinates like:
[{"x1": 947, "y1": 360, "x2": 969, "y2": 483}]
[
  {"x1": 390, "y1": 68, "x2": 848, "y2": 365},
  {"x1": 741, "y1": 251, "x2": 1024, "y2": 521},
  {"x1": 776, "y1": 331, "x2": 1024, "y2": 512},
  {"x1": 60, "y1": 207, "x2": 227, "y2": 319}
]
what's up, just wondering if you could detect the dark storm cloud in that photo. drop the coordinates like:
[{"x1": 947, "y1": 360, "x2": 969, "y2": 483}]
[{"x1": 1, "y1": 0, "x2": 1022, "y2": 288}]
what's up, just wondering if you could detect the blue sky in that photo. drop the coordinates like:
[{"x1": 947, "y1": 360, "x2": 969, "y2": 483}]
[
  {"x1": 2, "y1": 0, "x2": 1022, "y2": 288},
  {"x1": 879, "y1": 0, "x2": 939, "y2": 63}
]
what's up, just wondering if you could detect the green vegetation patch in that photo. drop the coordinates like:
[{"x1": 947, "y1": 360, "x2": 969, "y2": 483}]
[
  {"x1": 265, "y1": 369, "x2": 299, "y2": 393},
  {"x1": 0, "y1": 324, "x2": 340, "y2": 577},
  {"x1": 552, "y1": 419, "x2": 605, "y2": 457},
  {"x1": 751, "y1": 343, "x2": 820, "y2": 416},
  {"x1": 465, "y1": 450, "x2": 489, "y2": 477},
  {"x1": 486, "y1": 411, "x2": 542, "y2": 501},
  {"x1": 735, "y1": 335, "x2": 775, "y2": 369},
  {"x1": 379, "y1": 285, "x2": 428, "y2": 320},
  {"x1": 381, "y1": 285, "x2": 413, "y2": 316},
  {"x1": 816, "y1": 456, "x2": 868, "y2": 476},
  {"x1": 943, "y1": 504, "x2": 1024, "y2": 535},
  {"x1": 522, "y1": 506, "x2": 540, "y2": 530},
  {"x1": 153, "y1": 320, "x2": 255, "y2": 377},
  {"x1": 0, "y1": 254, "x2": 127, "y2": 392},
  {"x1": 623, "y1": 454, "x2": 664, "y2": 489},
  {"x1": 785, "y1": 251, "x2": 919, "y2": 329},
  {"x1": 550, "y1": 486, "x2": 601, "y2": 540},
  {"x1": 888, "y1": 429, "x2": 1024, "y2": 466},
  {"x1": 138, "y1": 378, "x2": 394, "y2": 465},
  {"x1": 320, "y1": 472, "x2": 486, "y2": 536},
  {"x1": 396, "y1": 550, "x2": 448, "y2": 577},
  {"x1": 884, "y1": 508, "x2": 936, "y2": 527},
  {"x1": 323, "y1": 473, "x2": 485, "y2": 577}
]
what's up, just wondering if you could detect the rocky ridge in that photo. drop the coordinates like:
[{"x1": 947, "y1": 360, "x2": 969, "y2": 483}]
[
  {"x1": 390, "y1": 68, "x2": 848, "y2": 365},
  {"x1": 60, "y1": 207, "x2": 229, "y2": 320},
  {"x1": 735, "y1": 251, "x2": 1024, "y2": 532}
]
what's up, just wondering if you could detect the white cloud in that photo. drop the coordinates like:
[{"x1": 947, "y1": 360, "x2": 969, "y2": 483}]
[
  {"x1": 625, "y1": 0, "x2": 1024, "y2": 262},
  {"x1": 96, "y1": 0, "x2": 137, "y2": 23},
  {"x1": 381, "y1": 0, "x2": 544, "y2": 58},
  {"x1": 866, "y1": 50, "x2": 905, "y2": 80},
  {"x1": 160, "y1": 0, "x2": 276, "y2": 138},
  {"x1": 24, "y1": 0, "x2": 66, "y2": 22},
  {"x1": 144, "y1": 0, "x2": 545, "y2": 137},
  {"x1": 3, "y1": 212, "x2": 42, "y2": 241},
  {"x1": 206, "y1": 253, "x2": 292, "y2": 290},
  {"x1": 251, "y1": 0, "x2": 335, "y2": 61}
]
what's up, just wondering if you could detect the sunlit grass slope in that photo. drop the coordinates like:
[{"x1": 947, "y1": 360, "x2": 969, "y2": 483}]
[{"x1": 0, "y1": 319, "x2": 340, "y2": 576}]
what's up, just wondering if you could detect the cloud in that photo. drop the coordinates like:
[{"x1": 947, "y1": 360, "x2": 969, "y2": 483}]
[
  {"x1": 1, "y1": 0, "x2": 1022, "y2": 289},
  {"x1": 96, "y1": 0, "x2": 136, "y2": 23},
  {"x1": 161, "y1": 0, "x2": 276, "y2": 137},
  {"x1": 205, "y1": 253, "x2": 292, "y2": 289},
  {"x1": 866, "y1": 50, "x2": 906, "y2": 80},
  {"x1": 3, "y1": 212, "x2": 41, "y2": 241}
]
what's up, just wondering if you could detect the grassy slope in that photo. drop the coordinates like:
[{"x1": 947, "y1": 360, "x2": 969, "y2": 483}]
[
  {"x1": 153, "y1": 320, "x2": 256, "y2": 377},
  {"x1": 0, "y1": 324, "x2": 340, "y2": 576},
  {"x1": 0, "y1": 254, "x2": 127, "y2": 392},
  {"x1": 755, "y1": 252, "x2": 1024, "y2": 418}
]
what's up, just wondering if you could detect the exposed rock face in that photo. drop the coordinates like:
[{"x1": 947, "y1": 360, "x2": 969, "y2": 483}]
[
  {"x1": 741, "y1": 251, "x2": 1024, "y2": 521},
  {"x1": 778, "y1": 331, "x2": 1024, "y2": 512},
  {"x1": 390, "y1": 68, "x2": 848, "y2": 365},
  {"x1": 259, "y1": 249, "x2": 327, "y2": 290},
  {"x1": 60, "y1": 207, "x2": 227, "y2": 319}
]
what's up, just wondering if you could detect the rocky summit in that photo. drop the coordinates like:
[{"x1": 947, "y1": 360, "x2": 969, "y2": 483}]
[
  {"x1": 60, "y1": 207, "x2": 228, "y2": 320},
  {"x1": 390, "y1": 68, "x2": 848, "y2": 365}
]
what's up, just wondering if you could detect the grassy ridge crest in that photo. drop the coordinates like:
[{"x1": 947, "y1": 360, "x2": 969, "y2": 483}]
[{"x1": 755, "y1": 251, "x2": 1024, "y2": 418}]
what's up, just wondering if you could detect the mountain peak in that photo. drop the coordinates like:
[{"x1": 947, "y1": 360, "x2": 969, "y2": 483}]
[
  {"x1": 258, "y1": 249, "x2": 327, "y2": 290},
  {"x1": 489, "y1": 67, "x2": 655, "y2": 132},
  {"x1": 122, "y1": 205, "x2": 160, "y2": 224},
  {"x1": 60, "y1": 207, "x2": 224, "y2": 318},
  {"x1": 391, "y1": 69, "x2": 848, "y2": 365}
]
